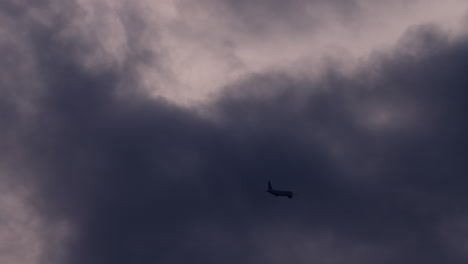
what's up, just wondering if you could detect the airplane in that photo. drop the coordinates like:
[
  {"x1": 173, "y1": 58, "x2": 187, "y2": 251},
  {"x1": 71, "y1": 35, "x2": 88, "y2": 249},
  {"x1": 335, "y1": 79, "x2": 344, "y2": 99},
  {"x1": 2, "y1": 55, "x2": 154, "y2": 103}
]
[{"x1": 266, "y1": 181, "x2": 293, "y2": 198}]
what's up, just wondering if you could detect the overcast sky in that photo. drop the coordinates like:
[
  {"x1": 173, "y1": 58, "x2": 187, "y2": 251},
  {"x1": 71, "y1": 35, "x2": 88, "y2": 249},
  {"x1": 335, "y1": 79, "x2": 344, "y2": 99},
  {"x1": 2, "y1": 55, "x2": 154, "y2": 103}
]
[{"x1": 1, "y1": 1, "x2": 468, "y2": 263}]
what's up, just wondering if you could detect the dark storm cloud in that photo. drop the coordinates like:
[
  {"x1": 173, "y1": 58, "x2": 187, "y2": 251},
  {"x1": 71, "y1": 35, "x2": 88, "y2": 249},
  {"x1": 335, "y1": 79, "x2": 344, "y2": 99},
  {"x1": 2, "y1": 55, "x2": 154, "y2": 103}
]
[{"x1": 2, "y1": 1, "x2": 468, "y2": 264}]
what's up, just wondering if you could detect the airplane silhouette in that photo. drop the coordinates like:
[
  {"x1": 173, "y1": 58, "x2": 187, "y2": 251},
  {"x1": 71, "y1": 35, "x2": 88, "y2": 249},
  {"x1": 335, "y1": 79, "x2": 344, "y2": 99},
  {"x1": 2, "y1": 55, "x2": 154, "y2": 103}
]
[{"x1": 266, "y1": 181, "x2": 293, "y2": 198}]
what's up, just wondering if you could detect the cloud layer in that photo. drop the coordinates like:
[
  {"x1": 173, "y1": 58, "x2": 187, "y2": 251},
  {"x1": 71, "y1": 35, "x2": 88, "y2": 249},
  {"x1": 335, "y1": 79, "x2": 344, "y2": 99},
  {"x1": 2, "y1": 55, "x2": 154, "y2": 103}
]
[{"x1": 1, "y1": 1, "x2": 468, "y2": 264}]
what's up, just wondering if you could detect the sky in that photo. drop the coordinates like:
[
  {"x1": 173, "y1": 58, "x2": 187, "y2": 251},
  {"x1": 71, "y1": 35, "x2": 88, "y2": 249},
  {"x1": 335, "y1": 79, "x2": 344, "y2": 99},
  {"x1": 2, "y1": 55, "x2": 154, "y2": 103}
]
[{"x1": 1, "y1": 0, "x2": 468, "y2": 263}]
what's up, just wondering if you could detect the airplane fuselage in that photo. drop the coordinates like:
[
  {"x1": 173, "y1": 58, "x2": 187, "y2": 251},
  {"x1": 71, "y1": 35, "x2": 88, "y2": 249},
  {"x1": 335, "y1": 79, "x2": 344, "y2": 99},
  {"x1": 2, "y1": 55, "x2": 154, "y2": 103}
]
[
  {"x1": 267, "y1": 189, "x2": 293, "y2": 198},
  {"x1": 266, "y1": 181, "x2": 293, "y2": 198}
]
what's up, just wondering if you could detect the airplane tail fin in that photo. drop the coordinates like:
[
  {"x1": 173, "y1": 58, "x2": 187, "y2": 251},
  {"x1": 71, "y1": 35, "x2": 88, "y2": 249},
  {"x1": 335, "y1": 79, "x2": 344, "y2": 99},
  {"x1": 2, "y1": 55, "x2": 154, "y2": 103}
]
[{"x1": 268, "y1": 181, "x2": 272, "y2": 190}]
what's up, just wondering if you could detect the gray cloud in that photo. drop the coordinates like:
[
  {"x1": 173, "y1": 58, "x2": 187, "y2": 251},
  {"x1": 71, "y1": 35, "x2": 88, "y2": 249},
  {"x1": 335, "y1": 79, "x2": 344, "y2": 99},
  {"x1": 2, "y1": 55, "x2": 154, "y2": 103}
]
[
  {"x1": 1, "y1": 1, "x2": 468, "y2": 264},
  {"x1": 153, "y1": 0, "x2": 468, "y2": 103}
]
